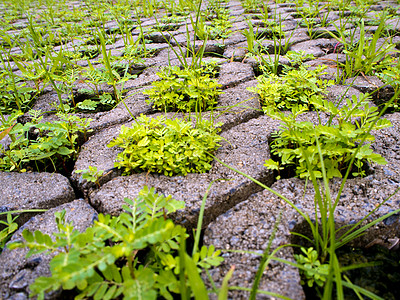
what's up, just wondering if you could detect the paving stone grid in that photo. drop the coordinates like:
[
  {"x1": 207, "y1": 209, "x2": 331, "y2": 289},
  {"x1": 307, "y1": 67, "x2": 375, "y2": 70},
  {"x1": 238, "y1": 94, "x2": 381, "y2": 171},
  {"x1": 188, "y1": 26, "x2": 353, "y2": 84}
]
[{"x1": 1, "y1": 0, "x2": 400, "y2": 299}]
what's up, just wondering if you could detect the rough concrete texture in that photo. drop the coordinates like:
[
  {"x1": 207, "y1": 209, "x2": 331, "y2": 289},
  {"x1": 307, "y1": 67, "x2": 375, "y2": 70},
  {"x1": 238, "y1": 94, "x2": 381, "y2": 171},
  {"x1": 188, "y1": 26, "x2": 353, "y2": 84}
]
[
  {"x1": 1, "y1": 0, "x2": 400, "y2": 298},
  {"x1": 218, "y1": 62, "x2": 255, "y2": 88},
  {"x1": 290, "y1": 38, "x2": 339, "y2": 58},
  {"x1": 266, "y1": 169, "x2": 400, "y2": 249},
  {"x1": 0, "y1": 200, "x2": 98, "y2": 300},
  {"x1": 345, "y1": 76, "x2": 395, "y2": 105},
  {"x1": 0, "y1": 172, "x2": 75, "y2": 227},
  {"x1": 372, "y1": 112, "x2": 400, "y2": 177},
  {"x1": 204, "y1": 190, "x2": 305, "y2": 300}
]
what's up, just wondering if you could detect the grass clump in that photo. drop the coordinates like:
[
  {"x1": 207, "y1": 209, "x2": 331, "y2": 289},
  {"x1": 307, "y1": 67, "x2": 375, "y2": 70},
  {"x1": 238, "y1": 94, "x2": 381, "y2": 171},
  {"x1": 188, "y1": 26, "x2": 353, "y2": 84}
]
[
  {"x1": 108, "y1": 115, "x2": 222, "y2": 176},
  {"x1": 143, "y1": 65, "x2": 222, "y2": 112}
]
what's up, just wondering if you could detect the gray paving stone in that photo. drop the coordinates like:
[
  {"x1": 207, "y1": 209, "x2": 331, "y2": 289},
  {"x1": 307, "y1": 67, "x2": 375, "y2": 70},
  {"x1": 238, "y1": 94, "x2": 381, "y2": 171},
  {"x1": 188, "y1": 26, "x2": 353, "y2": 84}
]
[
  {"x1": 204, "y1": 189, "x2": 305, "y2": 300},
  {"x1": 0, "y1": 172, "x2": 75, "y2": 228}
]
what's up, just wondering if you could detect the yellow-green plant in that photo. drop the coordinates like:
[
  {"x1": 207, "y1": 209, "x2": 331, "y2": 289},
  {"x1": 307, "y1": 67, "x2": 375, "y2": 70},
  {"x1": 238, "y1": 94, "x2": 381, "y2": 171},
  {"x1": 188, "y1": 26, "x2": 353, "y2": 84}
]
[
  {"x1": 108, "y1": 115, "x2": 222, "y2": 176},
  {"x1": 0, "y1": 213, "x2": 18, "y2": 251},
  {"x1": 143, "y1": 66, "x2": 222, "y2": 112},
  {"x1": 75, "y1": 166, "x2": 105, "y2": 188},
  {"x1": 1, "y1": 209, "x2": 47, "y2": 253},
  {"x1": 249, "y1": 65, "x2": 333, "y2": 111}
]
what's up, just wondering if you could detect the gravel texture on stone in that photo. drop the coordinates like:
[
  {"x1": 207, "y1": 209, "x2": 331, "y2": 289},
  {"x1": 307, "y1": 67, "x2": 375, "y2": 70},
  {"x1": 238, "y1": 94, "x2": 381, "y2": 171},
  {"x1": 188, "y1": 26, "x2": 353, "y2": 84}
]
[
  {"x1": 0, "y1": 172, "x2": 75, "y2": 228},
  {"x1": 218, "y1": 62, "x2": 255, "y2": 88},
  {"x1": 204, "y1": 190, "x2": 305, "y2": 300},
  {"x1": 0, "y1": 200, "x2": 98, "y2": 300}
]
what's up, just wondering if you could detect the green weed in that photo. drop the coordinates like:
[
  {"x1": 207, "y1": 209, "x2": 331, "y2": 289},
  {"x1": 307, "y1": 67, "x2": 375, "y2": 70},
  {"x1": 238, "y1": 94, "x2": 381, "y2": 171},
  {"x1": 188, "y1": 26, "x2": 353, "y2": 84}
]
[
  {"x1": 108, "y1": 114, "x2": 222, "y2": 176},
  {"x1": 0, "y1": 111, "x2": 91, "y2": 173},
  {"x1": 264, "y1": 93, "x2": 391, "y2": 179},
  {"x1": 144, "y1": 65, "x2": 222, "y2": 113},
  {"x1": 249, "y1": 64, "x2": 333, "y2": 111},
  {"x1": 8, "y1": 186, "x2": 224, "y2": 300}
]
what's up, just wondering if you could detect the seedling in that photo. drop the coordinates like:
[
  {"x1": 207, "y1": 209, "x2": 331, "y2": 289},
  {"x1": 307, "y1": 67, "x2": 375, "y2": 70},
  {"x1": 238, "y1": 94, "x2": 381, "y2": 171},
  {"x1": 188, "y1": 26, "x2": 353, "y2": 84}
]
[
  {"x1": 75, "y1": 166, "x2": 105, "y2": 188},
  {"x1": 294, "y1": 247, "x2": 329, "y2": 289}
]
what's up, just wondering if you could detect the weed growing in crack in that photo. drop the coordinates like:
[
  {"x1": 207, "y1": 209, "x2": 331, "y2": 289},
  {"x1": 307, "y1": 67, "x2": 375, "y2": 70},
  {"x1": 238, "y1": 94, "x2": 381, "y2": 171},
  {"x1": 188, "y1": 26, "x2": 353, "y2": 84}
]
[
  {"x1": 264, "y1": 93, "x2": 391, "y2": 179},
  {"x1": 0, "y1": 110, "x2": 91, "y2": 174},
  {"x1": 249, "y1": 64, "x2": 333, "y2": 111},
  {"x1": 294, "y1": 247, "x2": 330, "y2": 289},
  {"x1": 8, "y1": 186, "x2": 225, "y2": 300},
  {"x1": 0, "y1": 208, "x2": 47, "y2": 253},
  {"x1": 328, "y1": 13, "x2": 398, "y2": 83},
  {"x1": 108, "y1": 114, "x2": 222, "y2": 176},
  {"x1": 143, "y1": 65, "x2": 222, "y2": 113}
]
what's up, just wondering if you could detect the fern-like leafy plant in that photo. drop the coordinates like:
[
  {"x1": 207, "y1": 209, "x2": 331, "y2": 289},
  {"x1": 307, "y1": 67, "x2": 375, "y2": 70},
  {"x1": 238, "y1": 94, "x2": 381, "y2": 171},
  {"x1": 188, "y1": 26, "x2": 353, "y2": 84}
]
[
  {"x1": 8, "y1": 186, "x2": 224, "y2": 300},
  {"x1": 143, "y1": 66, "x2": 222, "y2": 112},
  {"x1": 264, "y1": 93, "x2": 391, "y2": 179},
  {"x1": 108, "y1": 114, "x2": 222, "y2": 176}
]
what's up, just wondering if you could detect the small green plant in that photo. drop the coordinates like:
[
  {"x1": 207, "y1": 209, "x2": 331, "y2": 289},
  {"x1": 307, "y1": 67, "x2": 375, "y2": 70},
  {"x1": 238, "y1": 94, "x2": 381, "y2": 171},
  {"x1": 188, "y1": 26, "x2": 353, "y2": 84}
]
[
  {"x1": 284, "y1": 50, "x2": 315, "y2": 67},
  {"x1": 1, "y1": 208, "x2": 47, "y2": 253},
  {"x1": 242, "y1": 20, "x2": 258, "y2": 54},
  {"x1": 197, "y1": 3, "x2": 233, "y2": 40},
  {"x1": 97, "y1": 30, "x2": 132, "y2": 104},
  {"x1": 249, "y1": 65, "x2": 333, "y2": 111},
  {"x1": 155, "y1": 0, "x2": 210, "y2": 70},
  {"x1": 8, "y1": 186, "x2": 224, "y2": 300},
  {"x1": 0, "y1": 212, "x2": 18, "y2": 251},
  {"x1": 0, "y1": 111, "x2": 91, "y2": 173},
  {"x1": 242, "y1": 0, "x2": 265, "y2": 13},
  {"x1": 143, "y1": 65, "x2": 222, "y2": 112},
  {"x1": 264, "y1": 93, "x2": 391, "y2": 179},
  {"x1": 244, "y1": 13, "x2": 299, "y2": 75},
  {"x1": 377, "y1": 58, "x2": 400, "y2": 109},
  {"x1": 241, "y1": 20, "x2": 284, "y2": 55},
  {"x1": 296, "y1": 3, "x2": 331, "y2": 39},
  {"x1": 75, "y1": 55, "x2": 136, "y2": 112},
  {"x1": 294, "y1": 247, "x2": 330, "y2": 288},
  {"x1": 108, "y1": 114, "x2": 222, "y2": 176},
  {"x1": 75, "y1": 166, "x2": 105, "y2": 188}
]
